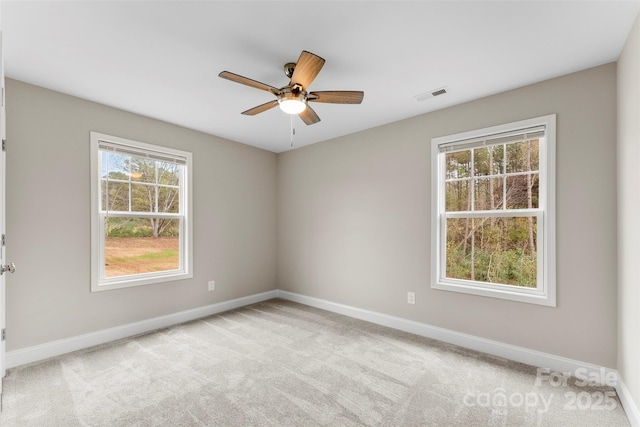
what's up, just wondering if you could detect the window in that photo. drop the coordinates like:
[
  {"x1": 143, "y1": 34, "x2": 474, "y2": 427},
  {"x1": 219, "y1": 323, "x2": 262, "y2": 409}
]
[
  {"x1": 431, "y1": 115, "x2": 556, "y2": 306},
  {"x1": 90, "y1": 132, "x2": 193, "y2": 291}
]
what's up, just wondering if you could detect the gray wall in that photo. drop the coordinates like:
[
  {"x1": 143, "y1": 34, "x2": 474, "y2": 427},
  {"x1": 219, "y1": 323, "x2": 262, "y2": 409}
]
[
  {"x1": 5, "y1": 63, "x2": 621, "y2": 371},
  {"x1": 278, "y1": 64, "x2": 618, "y2": 368},
  {"x1": 617, "y1": 12, "x2": 640, "y2": 412},
  {"x1": 5, "y1": 79, "x2": 278, "y2": 351}
]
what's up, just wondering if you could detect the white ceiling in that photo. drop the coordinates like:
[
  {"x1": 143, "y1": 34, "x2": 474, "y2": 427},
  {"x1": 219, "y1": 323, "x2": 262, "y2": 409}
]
[{"x1": 2, "y1": 1, "x2": 639, "y2": 153}]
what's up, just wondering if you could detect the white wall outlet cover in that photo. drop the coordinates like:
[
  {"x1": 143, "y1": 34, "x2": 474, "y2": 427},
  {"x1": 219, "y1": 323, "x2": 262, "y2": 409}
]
[{"x1": 407, "y1": 292, "x2": 415, "y2": 304}]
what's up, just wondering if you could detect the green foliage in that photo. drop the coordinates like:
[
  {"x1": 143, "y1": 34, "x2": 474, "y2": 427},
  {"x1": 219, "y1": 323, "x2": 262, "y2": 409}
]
[
  {"x1": 107, "y1": 220, "x2": 153, "y2": 237},
  {"x1": 106, "y1": 218, "x2": 178, "y2": 238},
  {"x1": 446, "y1": 244, "x2": 537, "y2": 288}
]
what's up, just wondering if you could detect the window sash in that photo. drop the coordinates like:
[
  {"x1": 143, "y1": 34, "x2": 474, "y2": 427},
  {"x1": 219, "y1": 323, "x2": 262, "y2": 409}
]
[
  {"x1": 444, "y1": 138, "x2": 541, "y2": 213},
  {"x1": 439, "y1": 211, "x2": 544, "y2": 292},
  {"x1": 98, "y1": 214, "x2": 185, "y2": 283},
  {"x1": 99, "y1": 149, "x2": 184, "y2": 215}
]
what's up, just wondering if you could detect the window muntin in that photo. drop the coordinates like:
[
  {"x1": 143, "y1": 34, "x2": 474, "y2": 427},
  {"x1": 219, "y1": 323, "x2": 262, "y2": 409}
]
[
  {"x1": 431, "y1": 115, "x2": 555, "y2": 306},
  {"x1": 91, "y1": 133, "x2": 193, "y2": 291}
]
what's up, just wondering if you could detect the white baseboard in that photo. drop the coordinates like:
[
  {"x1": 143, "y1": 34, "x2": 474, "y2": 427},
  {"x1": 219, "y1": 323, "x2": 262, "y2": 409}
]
[
  {"x1": 6, "y1": 290, "x2": 278, "y2": 369},
  {"x1": 277, "y1": 290, "x2": 607, "y2": 374},
  {"x1": 277, "y1": 289, "x2": 640, "y2": 425},
  {"x1": 616, "y1": 377, "x2": 640, "y2": 427},
  {"x1": 6, "y1": 288, "x2": 639, "y2": 426}
]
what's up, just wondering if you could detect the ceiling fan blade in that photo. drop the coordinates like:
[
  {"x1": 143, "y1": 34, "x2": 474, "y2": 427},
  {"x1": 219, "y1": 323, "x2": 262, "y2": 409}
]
[
  {"x1": 308, "y1": 91, "x2": 364, "y2": 104},
  {"x1": 299, "y1": 105, "x2": 321, "y2": 125},
  {"x1": 290, "y1": 51, "x2": 325, "y2": 90},
  {"x1": 241, "y1": 100, "x2": 279, "y2": 116},
  {"x1": 219, "y1": 71, "x2": 280, "y2": 94}
]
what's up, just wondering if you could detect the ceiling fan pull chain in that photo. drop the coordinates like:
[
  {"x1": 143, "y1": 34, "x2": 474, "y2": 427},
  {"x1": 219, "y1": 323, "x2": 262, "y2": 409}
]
[{"x1": 290, "y1": 115, "x2": 295, "y2": 147}]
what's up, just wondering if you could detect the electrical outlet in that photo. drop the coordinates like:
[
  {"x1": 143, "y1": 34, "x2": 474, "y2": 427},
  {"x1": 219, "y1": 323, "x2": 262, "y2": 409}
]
[
  {"x1": 407, "y1": 292, "x2": 415, "y2": 305},
  {"x1": 208, "y1": 280, "x2": 215, "y2": 291}
]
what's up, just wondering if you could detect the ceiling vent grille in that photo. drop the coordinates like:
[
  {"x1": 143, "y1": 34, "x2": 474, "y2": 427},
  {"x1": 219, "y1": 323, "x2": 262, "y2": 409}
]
[{"x1": 415, "y1": 87, "x2": 448, "y2": 102}]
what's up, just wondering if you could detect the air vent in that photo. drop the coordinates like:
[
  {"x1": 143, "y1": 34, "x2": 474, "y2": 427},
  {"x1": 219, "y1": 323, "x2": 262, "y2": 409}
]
[{"x1": 415, "y1": 86, "x2": 448, "y2": 102}]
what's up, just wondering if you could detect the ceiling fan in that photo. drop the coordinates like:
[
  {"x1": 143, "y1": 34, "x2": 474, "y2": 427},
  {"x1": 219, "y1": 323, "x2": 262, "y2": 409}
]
[{"x1": 219, "y1": 50, "x2": 364, "y2": 125}]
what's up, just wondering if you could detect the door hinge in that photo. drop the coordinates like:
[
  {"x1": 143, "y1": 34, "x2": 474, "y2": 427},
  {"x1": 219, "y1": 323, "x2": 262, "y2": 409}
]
[
  {"x1": 1, "y1": 234, "x2": 5, "y2": 246},
  {"x1": 2, "y1": 139, "x2": 4, "y2": 151},
  {"x1": 1, "y1": 329, "x2": 5, "y2": 342}
]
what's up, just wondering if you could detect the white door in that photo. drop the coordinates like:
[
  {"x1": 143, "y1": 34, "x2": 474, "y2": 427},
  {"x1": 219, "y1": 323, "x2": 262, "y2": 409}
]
[
  {"x1": 0, "y1": 30, "x2": 16, "y2": 411},
  {"x1": 0, "y1": 30, "x2": 16, "y2": 410},
  {"x1": 0, "y1": 30, "x2": 6, "y2": 404}
]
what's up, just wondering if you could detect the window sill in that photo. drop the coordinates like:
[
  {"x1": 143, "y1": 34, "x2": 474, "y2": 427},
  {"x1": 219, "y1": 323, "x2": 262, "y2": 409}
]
[
  {"x1": 432, "y1": 279, "x2": 556, "y2": 307},
  {"x1": 91, "y1": 271, "x2": 192, "y2": 292}
]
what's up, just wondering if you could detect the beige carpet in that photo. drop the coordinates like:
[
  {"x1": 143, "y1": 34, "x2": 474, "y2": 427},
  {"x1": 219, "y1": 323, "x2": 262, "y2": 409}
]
[{"x1": 0, "y1": 299, "x2": 630, "y2": 426}]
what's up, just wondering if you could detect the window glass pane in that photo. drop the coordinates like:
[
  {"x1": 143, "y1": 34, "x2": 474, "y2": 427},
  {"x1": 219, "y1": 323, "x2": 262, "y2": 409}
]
[
  {"x1": 100, "y1": 180, "x2": 107, "y2": 211},
  {"x1": 445, "y1": 218, "x2": 472, "y2": 280},
  {"x1": 474, "y1": 177, "x2": 502, "y2": 211},
  {"x1": 104, "y1": 217, "x2": 180, "y2": 278},
  {"x1": 491, "y1": 145, "x2": 504, "y2": 175},
  {"x1": 446, "y1": 216, "x2": 537, "y2": 287},
  {"x1": 528, "y1": 140, "x2": 539, "y2": 171},
  {"x1": 474, "y1": 147, "x2": 503, "y2": 176},
  {"x1": 105, "y1": 152, "x2": 129, "y2": 180},
  {"x1": 506, "y1": 140, "x2": 539, "y2": 173},
  {"x1": 101, "y1": 155, "x2": 108, "y2": 179},
  {"x1": 506, "y1": 174, "x2": 539, "y2": 209},
  {"x1": 158, "y1": 162, "x2": 180, "y2": 186},
  {"x1": 446, "y1": 150, "x2": 471, "y2": 179},
  {"x1": 131, "y1": 183, "x2": 155, "y2": 212},
  {"x1": 446, "y1": 180, "x2": 470, "y2": 212},
  {"x1": 130, "y1": 157, "x2": 156, "y2": 183},
  {"x1": 106, "y1": 181, "x2": 129, "y2": 211},
  {"x1": 158, "y1": 187, "x2": 180, "y2": 213}
]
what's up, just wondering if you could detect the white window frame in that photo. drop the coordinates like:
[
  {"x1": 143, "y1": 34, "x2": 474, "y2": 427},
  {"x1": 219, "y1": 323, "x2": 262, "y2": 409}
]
[
  {"x1": 430, "y1": 115, "x2": 556, "y2": 306},
  {"x1": 90, "y1": 132, "x2": 193, "y2": 292}
]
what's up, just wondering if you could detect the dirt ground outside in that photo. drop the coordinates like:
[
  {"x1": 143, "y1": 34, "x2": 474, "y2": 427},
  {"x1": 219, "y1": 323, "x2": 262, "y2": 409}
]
[{"x1": 105, "y1": 237, "x2": 179, "y2": 277}]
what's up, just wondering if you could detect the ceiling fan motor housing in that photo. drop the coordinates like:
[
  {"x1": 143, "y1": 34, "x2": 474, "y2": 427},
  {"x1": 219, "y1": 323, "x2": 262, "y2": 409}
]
[{"x1": 278, "y1": 86, "x2": 307, "y2": 114}]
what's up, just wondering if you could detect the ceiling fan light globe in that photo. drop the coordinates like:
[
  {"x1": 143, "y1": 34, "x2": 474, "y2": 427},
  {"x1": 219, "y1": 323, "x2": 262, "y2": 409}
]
[{"x1": 279, "y1": 99, "x2": 307, "y2": 115}]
